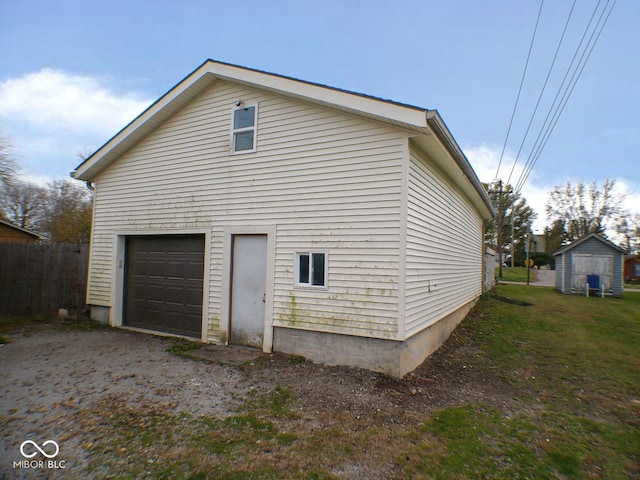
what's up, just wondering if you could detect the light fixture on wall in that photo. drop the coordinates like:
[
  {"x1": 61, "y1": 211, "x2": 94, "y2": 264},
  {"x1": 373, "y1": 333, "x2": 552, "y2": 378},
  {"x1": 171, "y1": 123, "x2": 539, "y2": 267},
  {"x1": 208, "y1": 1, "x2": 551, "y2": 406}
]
[{"x1": 235, "y1": 99, "x2": 244, "y2": 107}]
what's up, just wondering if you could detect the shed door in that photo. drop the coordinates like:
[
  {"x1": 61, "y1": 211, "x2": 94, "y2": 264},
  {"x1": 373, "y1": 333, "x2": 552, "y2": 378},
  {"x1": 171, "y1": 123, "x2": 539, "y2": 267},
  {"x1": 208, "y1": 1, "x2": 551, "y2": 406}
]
[
  {"x1": 230, "y1": 235, "x2": 267, "y2": 348},
  {"x1": 124, "y1": 235, "x2": 204, "y2": 338},
  {"x1": 572, "y1": 254, "x2": 613, "y2": 292}
]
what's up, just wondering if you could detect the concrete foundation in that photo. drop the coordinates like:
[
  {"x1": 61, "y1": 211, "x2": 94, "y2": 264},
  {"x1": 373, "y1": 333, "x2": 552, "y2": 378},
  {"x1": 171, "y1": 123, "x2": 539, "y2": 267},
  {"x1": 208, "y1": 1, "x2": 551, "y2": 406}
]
[
  {"x1": 90, "y1": 305, "x2": 110, "y2": 324},
  {"x1": 88, "y1": 299, "x2": 475, "y2": 378},
  {"x1": 273, "y1": 299, "x2": 476, "y2": 378}
]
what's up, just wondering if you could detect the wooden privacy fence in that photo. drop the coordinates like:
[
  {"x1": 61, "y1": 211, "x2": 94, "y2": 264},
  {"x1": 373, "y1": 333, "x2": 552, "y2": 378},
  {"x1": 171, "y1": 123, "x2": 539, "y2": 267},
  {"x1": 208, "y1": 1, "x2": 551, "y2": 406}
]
[{"x1": 0, "y1": 243, "x2": 89, "y2": 316}]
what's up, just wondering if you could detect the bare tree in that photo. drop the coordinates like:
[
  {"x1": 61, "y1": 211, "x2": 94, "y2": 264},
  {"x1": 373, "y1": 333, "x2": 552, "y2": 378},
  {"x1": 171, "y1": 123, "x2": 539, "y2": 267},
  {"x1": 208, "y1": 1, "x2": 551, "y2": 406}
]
[
  {"x1": 0, "y1": 146, "x2": 15, "y2": 187},
  {"x1": 76, "y1": 147, "x2": 95, "y2": 162},
  {"x1": 0, "y1": 132, "x2": 16, "y2": 203},
  {"x1": 1, "y1": 180, "x2": 46, "y2": 231},
  {"x1": 546, "y1": 179, "x2": 627, "y2": 242},
  {"x1": 0, "y1": 132, "x2": 93, "y2": 240}
]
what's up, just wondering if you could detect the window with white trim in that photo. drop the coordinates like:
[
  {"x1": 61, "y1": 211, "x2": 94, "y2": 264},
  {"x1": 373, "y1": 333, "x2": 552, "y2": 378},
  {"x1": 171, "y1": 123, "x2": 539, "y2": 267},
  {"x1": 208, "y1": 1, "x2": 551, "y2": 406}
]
[
  {"x1": 296, "y1": 252, "x2": 326, "y2": 287},
  {"x1": 231, "y1": 104, "x2": 257, "y2": 153}
]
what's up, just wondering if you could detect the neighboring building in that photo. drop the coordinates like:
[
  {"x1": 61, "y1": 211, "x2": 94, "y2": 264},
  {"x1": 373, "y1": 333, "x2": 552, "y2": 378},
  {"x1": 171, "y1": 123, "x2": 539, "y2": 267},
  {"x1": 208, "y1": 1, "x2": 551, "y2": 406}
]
[
  {"x1": 624, "y1": 255, "x2": 640, "y2": 283},
  {"x1": 554, "y1": 233, "x2": 625, "y2": 297},
  {"x1": 0, "y1": 219, "x2": 40, "y2": 244},
  {"x1": 72, "y1": 60, "x2": 494, "y2": 377},
  {"x1": 484, "y1": 246, "x2": 497, "y2": 292},
  {"x1": 530, "y1": 234, "x2": 546, "y2": 254}
]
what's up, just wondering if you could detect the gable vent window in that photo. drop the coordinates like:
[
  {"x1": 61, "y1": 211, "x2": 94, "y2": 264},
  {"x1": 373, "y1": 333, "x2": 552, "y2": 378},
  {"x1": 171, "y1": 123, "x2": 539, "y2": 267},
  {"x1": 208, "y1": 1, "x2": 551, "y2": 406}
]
[
  {"x1": 296, "y1": 252, "x2": 327, "y2": 288},
  {"x1": 231, "y1": 104, "x2": 257, "y2": 153}
]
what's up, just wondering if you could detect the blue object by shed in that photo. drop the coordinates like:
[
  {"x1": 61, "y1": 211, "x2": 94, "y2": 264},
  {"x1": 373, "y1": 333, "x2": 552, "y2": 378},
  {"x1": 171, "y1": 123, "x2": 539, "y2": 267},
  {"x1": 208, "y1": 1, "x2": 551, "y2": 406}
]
[
  {"x1": 586, "y1": 274, "x2": 603, "y2": 298},
  {"x1": 587, "y1": 274, "x2": 600, "y2": 289}
]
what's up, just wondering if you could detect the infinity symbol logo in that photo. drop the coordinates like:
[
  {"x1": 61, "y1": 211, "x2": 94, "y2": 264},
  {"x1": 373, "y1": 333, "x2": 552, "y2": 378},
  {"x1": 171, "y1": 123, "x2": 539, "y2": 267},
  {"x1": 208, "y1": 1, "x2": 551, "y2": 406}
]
[{"x1": 20, "y1": 440, "x2": 60, "y2": 459}]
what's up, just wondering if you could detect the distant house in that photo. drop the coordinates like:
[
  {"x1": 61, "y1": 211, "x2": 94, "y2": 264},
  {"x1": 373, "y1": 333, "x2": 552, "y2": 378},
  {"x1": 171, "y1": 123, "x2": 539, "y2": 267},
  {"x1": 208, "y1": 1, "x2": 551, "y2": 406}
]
[
  {"x1": 0, "y1": 219, "x2": 40, "y2": 244},
  {"x1": 624, "y1": 255, "x2": 640, "y2": 283},
  {"x1": 484, "y1": 246, "x2": 497, "y2": 292},
  {"x1": 554, "y1": 233, "x2": 625, "y2": 297},
  {"x1": 530, "y1": 234, "x2": 546, "y2": 253},
  {"x1": 71, "y1": 60, "x2": 494, "y2": 377}
]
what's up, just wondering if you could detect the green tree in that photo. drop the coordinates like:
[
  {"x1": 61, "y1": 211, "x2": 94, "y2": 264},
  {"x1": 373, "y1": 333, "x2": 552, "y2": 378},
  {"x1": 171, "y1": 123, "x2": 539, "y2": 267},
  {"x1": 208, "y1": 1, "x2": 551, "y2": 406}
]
[
  {"x1": 40, "y1": 179, "x2": 93, "y2": 243},
  {"x1": 483, "y1": 180, "x2": 537, "y2": 265},
  {"x1": 543, "y1": 219, "x2": 565, "y2": 254}
]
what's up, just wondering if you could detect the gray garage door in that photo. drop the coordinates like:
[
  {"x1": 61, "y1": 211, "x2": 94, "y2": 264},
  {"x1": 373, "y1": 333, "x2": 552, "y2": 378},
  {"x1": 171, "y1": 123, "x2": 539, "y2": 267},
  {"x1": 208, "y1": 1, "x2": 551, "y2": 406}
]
[{"x1": 124, "y1": 234, "x2": 204, "y2": 338}]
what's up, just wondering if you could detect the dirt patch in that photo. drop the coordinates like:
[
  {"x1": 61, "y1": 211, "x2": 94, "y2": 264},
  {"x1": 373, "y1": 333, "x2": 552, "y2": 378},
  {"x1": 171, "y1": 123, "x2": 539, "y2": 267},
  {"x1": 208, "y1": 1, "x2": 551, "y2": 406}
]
[
  {"x1": 183, "y1": 344, "x2": 265, "y2": 366},
  {"x1": 0, "y1": 319, "x2": 522, "y2": 478},
  {"x1": 489, "y1": 294, "x2": 534, "y2": 306}
]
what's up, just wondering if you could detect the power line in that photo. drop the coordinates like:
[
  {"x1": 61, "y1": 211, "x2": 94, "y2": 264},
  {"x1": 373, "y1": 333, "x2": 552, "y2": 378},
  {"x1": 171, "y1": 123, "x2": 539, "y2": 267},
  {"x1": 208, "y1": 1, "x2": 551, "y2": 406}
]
[
  {"x1": 506, "y1": 0, "x2": 577, "y2": 186},
  {"x1": 515, "y1": 0, "x2": 616, "y2": 194},
  {"x1": 494, "y1": 0, "x2": 544, "y2": 181},
  {"x1": 516, "y1": 0, "x2": 606, "y2": 192},
  {"x1": 517, "y1": 2, "x2": 616, "y2": 193}
]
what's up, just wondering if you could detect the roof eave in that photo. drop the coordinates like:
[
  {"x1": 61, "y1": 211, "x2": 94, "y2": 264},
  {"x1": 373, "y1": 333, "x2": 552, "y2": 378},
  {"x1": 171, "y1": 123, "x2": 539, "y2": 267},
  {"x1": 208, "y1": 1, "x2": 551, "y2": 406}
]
[
  {"x1": 0, "y1": 219, "x2": 41, "y2": 239},
  {"x1": 72, "y1": 59, "x2": 430, "y2": 181},
  {"x1": 72, "y1": 60, "x2": 217, "y2": 181},
  {"x1": 424, "y1": 111, "x2": 495, "y2": 219},
  {"x1": 553, "y1": 233, "x2": 626, "y2": 255}
]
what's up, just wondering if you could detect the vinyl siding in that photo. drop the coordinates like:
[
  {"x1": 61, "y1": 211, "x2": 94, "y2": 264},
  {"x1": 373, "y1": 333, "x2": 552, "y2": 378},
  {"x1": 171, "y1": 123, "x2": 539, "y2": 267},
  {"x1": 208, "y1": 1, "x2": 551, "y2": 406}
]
[
  {"x1": 404, "y1": 145, "x2": 483, "y2": 337},
  {"x1": 87, "y1": 80, "x2": 405, "y2": 341},
  {"x1": 555, "y1": 255, "x2": 565, "y2": 292},
  {"x1": 555, "y1": 237, "x2": 624, "y2": 296}
]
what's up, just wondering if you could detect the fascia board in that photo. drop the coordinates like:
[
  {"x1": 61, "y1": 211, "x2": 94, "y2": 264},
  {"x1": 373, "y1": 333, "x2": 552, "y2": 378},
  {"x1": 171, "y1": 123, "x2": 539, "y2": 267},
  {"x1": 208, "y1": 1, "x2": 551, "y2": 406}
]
[
  {"x1": 203, "y1": 61, "x2": 428, "y2": 128},
  {"x1": 72, "y1": 61, "x2": 215, "y2": 180},
  {"x1": 73, "y1": 59, "x2": 429, "y2": 180},
  {"x1": 0, "y1": 219, "x2": 41, "y2": 239},
  {"x1": 553, "y1": 233, "x2": 626, "y2": 255},
  {"x1": 424, "y1": 111, "x2": 495, "y2": 219}
]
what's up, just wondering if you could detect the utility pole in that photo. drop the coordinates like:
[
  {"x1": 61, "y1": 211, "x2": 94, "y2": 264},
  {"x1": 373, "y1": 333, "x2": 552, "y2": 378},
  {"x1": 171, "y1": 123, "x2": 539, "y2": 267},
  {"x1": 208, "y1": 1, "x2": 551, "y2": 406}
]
[
  {"x1": 526, "y1": 234, "x2": 537, "y2": 286},
  {"x1": 489, "y1": 180, "x2": 513, "y2": 279},
  {"x1": 511, "y1": 210, "x2": 515, "y2": 269},
  {"x1": 497, "y1": 180, "x2": 504, "y2": 279}
]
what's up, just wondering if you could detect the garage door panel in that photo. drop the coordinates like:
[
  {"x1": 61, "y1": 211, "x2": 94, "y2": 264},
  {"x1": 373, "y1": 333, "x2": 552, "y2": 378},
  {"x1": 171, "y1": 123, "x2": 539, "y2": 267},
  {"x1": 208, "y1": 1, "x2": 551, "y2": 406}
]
[{"x1": 124, "y1": 235, "x2": 204, "y2": 338}]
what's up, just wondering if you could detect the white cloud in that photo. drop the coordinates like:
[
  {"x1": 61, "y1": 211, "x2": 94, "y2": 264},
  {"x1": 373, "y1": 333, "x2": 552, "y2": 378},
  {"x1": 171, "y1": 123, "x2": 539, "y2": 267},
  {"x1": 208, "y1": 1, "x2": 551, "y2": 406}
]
[
  {"x1": 465, "y1": 143, "x2": 550, "y2": 232},
  {"x1": 0, "y1": 69, "x2": 152, "y2": 180},
  {"x1": 0, "y1": 69, "x2": 150, "y2": 135},
  {"x1": 613, "y1": 179, "x2": 640, "y2": 215},
  {"x1": 464, "y1": 143, "x2": 530, "y2": 188}
]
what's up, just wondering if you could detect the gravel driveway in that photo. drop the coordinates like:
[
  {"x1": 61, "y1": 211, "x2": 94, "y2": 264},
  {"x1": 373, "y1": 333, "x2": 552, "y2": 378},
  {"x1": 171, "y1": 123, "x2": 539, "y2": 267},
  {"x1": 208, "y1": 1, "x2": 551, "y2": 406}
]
[
  {"x1": 0, "y1": 316, "x2": 522, "y2": 479},
  {"x1": 532, "y1": 268, "x2": 555, "y2": 287},
  {"x1": 0, "y1": 327, "x2": 250, "y2": 478}
]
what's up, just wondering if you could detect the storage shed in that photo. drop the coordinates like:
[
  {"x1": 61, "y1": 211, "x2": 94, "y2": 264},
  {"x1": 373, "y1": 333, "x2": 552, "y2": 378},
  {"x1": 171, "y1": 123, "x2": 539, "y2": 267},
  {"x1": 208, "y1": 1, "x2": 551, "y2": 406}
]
[
  {"x1": 554, "y1": 233, "x2": 625, "y2": 297},
  {"x1": 72, "y1": 60, "x2": 494, "y2": 377}
]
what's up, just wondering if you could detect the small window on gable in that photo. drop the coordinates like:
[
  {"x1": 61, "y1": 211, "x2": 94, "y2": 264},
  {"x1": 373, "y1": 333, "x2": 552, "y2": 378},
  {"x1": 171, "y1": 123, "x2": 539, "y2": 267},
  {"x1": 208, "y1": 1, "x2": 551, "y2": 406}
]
[
  {"x1": 296, "y1": 252, "x2": 326, "y2": 288},
  {"x1": 231, "y1": 104, "x2": 257, "y2": 153}
]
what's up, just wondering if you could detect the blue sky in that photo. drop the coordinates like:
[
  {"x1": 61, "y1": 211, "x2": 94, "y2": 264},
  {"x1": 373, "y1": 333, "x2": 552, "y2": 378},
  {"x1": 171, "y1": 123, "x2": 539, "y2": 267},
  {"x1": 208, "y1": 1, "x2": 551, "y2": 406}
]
[{"x1": 1, "y1": 0, "x2": 638, "y2": 231}]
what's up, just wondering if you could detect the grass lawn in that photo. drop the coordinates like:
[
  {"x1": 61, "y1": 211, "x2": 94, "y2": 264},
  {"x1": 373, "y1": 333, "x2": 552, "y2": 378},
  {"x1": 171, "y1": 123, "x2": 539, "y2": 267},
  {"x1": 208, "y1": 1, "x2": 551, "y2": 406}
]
[
  {"x1": 3, "y1": 287, "x2": 639, "y2": 478},
  {"x1": 428, "y1": 285, "x2": 639, "y2": 479},
  {"x1": 496, "y1": 266, "x2": 537, "y2": 283}
]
